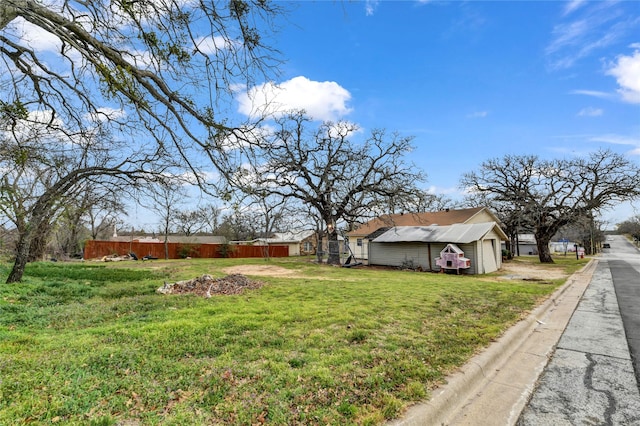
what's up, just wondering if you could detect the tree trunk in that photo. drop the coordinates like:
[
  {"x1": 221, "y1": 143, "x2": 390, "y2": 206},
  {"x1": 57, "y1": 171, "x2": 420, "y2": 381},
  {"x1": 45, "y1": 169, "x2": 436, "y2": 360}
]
[
  {"x1": 327, "y1": 229, "x2": 341, "y2": 265},
  {"x1": 6, "y1": 232, "x2": 32, "y2": 283},
  {"x1": 28, "y1": 220, "x2": 52, "y2": 261},
  {"x1": 164, "y1": 237, "x2": 169, "y2": 260},
  {"x1": 535, "y1": 231, "x2": 554, "y2": 263},
  {"x1": 316, "y1": 232, "x2": 324, "y2": 263}
]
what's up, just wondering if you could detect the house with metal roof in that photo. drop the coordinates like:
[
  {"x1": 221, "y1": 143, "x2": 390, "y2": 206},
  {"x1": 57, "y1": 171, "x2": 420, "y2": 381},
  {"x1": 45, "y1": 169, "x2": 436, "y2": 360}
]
[
  {"x1": 346, "y1": 207, "x2": 502, "y2": 262},
  {"x1": 368, "y1": 222, "x2": 508, "y2": 274}
]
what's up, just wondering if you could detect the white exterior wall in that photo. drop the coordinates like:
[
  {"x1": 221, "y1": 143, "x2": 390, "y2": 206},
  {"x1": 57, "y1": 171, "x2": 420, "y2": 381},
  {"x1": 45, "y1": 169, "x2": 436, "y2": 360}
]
[
  {"x1": 254, "y1": 241, "x2": 300, "y2": 256},
  {"x1": 349, "y1": 238, "x2": 370, "y2": 260},
  {"x1": 488, "y1": 230, "x2": 503, "y2": 271}
]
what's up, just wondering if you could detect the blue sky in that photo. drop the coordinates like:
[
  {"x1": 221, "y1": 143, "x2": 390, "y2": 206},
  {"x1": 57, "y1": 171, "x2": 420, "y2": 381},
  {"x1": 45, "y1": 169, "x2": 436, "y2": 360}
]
[
  {"x1": 232, "y1": 0, "x2": 640, "y2": 228},
  {"x1": 6, "y1": 0, "x2": 640, "y2": 231}
]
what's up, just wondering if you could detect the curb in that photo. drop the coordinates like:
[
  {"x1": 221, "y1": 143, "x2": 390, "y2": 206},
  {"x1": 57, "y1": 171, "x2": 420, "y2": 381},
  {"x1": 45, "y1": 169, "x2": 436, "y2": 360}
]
[{"x1": 387, "y1": 259, "x2": 598, "y2": 426}]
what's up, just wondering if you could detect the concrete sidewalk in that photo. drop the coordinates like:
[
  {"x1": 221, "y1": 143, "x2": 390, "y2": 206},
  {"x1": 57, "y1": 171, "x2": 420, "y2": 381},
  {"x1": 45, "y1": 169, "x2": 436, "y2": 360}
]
[{"x1": 388, "y1": 258, "x2": 635, "y2": 426}]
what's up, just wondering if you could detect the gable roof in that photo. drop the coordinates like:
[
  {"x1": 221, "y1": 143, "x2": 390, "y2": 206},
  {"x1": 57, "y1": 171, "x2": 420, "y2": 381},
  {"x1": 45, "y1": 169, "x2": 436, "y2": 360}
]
[
  {"x1": 372, "y1": 222, "x2": 508, "y2": 244},
  {"x1": 347, "y1": 207, "x2": 493, "y2": 237}
]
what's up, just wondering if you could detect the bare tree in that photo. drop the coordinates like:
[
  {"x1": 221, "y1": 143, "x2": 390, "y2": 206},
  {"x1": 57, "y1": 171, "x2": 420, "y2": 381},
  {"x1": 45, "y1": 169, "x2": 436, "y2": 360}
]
[
  {"x1": 241, "y1": 190, "x2": 302, "y2": 258},
  {"x1": 461, "y1": 150, "x2": 640, "y2": 263},
  {"x1": 173, "y1": 209, "x2": 207, "y2": 237},
  {"x1": 461, "y1": 192, "x2": 523, "y2": 257},
  {"x1": 227, "y1": 111, "x2": 426, "y2": 265},
  {"x1": 144, "y1": 179, "x2": 187, "y2": 259},
  {"x1": 1, "y1": 1, "x2": 286, "y2": 282},
  {"x1": 1, "y1": 1, "x2": 284, "y2": 185},
  {"x1": 50, "y1": 184, "x2": 127, "y2": 259},
  {"x1": 615, "y1": 215, "x2": 640, "y2": 241},
  {"x1": 0, "y1": 104, "x2": 166, "y2": 282},
  {"x1": 84, "y1": 191, "x2": 127, "y2": 241},
  {"x1": 557, "y1": 213, "x2": 605, "y2": 256},
  {"x1": 368, "y1": 191, "x2": 454, "y2": 219},
  {"x1": 215, "y1": 206, "x2": 260, "y2": 241},
  {"x1": 199, "y1": 203, "x2": 223, "y2": 234}
]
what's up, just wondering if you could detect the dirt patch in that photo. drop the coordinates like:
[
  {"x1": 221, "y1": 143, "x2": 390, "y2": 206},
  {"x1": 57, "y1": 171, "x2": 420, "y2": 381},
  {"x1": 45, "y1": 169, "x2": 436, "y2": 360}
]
[
  {"x1": 222, "y1": 264, "x2": 301, "y2": 277},
  {"x1": 498, "y1": 262, "x2": 568, "y2": 281},
  {"x1": 222, "y1": 263, "x2": 568, "y2": 282},
  {"x1": 157, "y1": 274, "x2": 265, "y2": 297}
]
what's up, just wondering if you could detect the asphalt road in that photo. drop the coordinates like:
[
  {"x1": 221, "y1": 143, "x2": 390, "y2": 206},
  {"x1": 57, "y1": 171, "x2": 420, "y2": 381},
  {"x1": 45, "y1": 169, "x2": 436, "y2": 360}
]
[
  {"x1": 518, "y1": 235, "x2": 640, "y2": 425},
  {"x1": 607, "y1": 235, "x2": 640, "y2": 387}
]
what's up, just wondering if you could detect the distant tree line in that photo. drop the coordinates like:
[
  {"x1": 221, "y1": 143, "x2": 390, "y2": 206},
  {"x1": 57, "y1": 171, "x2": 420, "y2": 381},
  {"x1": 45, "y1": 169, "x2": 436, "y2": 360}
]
[{"x1": 617, "y1": 216, "x2": 640, "y2": 242}]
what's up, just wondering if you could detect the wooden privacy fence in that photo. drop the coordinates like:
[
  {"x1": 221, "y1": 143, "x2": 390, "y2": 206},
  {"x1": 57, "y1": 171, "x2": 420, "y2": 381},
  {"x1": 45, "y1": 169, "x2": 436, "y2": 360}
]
[{"x1": 84, "y1": 240, "x2": 289, "y2": 260}]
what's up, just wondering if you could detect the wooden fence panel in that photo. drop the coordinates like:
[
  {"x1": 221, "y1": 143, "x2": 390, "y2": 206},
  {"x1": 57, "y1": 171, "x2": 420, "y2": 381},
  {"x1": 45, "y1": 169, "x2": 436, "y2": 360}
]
[{"x1": 83, "y1": 240, "x2": 289, "y2": 260}]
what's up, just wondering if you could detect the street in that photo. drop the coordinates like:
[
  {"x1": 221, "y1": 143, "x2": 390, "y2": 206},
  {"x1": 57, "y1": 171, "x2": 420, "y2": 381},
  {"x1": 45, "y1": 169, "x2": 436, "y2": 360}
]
[
  {"x1": 518, "y1": 234, "x2": 640, "y2": 425},
  {"x1": 607, "y1": 234, "x2": 640, "y2": 387}
]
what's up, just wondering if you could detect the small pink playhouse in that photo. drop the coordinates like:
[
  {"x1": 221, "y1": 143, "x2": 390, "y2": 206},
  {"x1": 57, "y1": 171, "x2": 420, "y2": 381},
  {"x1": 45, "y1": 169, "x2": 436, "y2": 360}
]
[{"x1": 435, "y1": 243, "x2": 471, "y2": 274}]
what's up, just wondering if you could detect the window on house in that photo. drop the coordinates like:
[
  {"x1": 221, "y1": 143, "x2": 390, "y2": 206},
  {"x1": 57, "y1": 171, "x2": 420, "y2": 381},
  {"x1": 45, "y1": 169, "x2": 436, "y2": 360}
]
[
  {"x1": 304, "y1": 241, "x2": 313, "y2": 252},
  {"x1": 357, "y1": 238, "x2": 363, "y2": 247}
]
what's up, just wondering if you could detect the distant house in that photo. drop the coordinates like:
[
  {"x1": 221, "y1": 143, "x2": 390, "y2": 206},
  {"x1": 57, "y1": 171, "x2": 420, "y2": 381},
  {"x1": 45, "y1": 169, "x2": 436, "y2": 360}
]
[
  {"x1": 246, "y1": 230, "x2": 317, "y2": 256},
  {"x1": 347, "y1": 207, "x2": 502, "y2": 261},
  {"x1": 502, "y1": 234, "x2": 578, "y2": 256},
  {"x1": 510, "y1": 233, "x2": 538, "y2": 256},
  {"x1": 368, "y1": 222, "x2": 508, "y2": 274}
]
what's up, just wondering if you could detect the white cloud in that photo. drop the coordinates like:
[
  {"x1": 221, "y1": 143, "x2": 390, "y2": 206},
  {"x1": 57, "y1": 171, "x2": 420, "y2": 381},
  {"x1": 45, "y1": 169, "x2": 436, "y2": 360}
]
[
  {"x1": 546, "y1": 19, "x2": 589, "y2": 57},
  {"x1": 365, "y1": 0, "x2": 380, "y2": 16},
  {"x1": 86, "y1": 107, "x2": 127, "y2": 122},
  {"x1": 569, "y1": 89, "x2": 613, "y2": 99},
  {"x1": 606, "y1": 50, "x2": 640, "y2": 104},
  {"x1": 466, "y1": 111, "x2": 489, "y2": 118},
  {"x1": 426, "y1": 185, "x2": 460, "y2": 196},
  {"x1": 545, "y1": 2, "x2": 636, "y2": 70},
  {"x1": 577, "y1": 107, "x2": 603, "y2": 116},
  {"x1": 589, "y1": 133, "x2": 640, "y2": 155},
  {"x1": 2, "y1": 110, "x2": 66, "y2": 144},
  {"x1": 193, "y1": 35, "x2": 234, "y2": 54},
  {"x1": 13, "y1": 17, "x2": 62, "y2": 53},
  {"x1": 235, "y1": 76, "x2": 353, "y2": 121},
  {"x1": 563, "y1": 0, "x2": 587, "y2": 17}
]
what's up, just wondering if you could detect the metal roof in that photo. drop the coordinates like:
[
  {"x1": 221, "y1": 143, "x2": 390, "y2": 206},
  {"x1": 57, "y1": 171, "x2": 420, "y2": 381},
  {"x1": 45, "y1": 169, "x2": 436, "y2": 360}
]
[
  {"x1": 347, "y1": 207, "x2": 494, "y2": 236},
  {"x1": 372, "y1": 222, "x2": 504, "y2": 244}
]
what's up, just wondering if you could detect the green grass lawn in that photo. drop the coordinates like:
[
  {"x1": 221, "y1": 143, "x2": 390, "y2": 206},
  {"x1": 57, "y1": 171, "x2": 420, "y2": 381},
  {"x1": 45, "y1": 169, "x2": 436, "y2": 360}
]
[{"x1": 0, "y1": 256, "x2": 588, "y2": 425}]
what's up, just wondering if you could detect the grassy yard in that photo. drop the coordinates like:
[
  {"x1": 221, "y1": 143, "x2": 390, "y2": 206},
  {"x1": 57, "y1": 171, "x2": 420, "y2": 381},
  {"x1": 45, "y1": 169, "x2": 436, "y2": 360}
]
[{"x1": 0, "y1": 256, "x2": 588, "y2": 425}]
